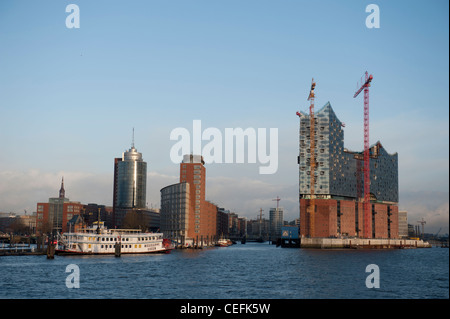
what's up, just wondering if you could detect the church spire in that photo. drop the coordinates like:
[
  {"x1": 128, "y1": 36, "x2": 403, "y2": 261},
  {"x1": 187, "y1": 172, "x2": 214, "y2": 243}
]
[{"x1": 59, "y1": 177, "x2": 65, "y2": 199}]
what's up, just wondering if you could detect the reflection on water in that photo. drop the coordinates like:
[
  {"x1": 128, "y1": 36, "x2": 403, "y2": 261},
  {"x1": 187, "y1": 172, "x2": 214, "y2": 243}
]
[{"x1": 0, "y1": 243, "x2": 448, "y2": 299}]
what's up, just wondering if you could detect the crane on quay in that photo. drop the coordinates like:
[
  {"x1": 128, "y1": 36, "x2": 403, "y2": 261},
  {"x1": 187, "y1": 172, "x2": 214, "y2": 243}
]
[
  {"x1": 296, "y1": 78, "x2": 317, "y2": 237},
  {"x1": 354, "y1": 71, "x2": 373, "y2": 239}
]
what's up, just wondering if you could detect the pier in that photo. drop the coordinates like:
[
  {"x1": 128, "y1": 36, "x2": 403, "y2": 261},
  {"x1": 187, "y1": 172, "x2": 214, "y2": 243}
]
[{"x1": 300, "y1": 237, "x2": 432, "y2": 249}]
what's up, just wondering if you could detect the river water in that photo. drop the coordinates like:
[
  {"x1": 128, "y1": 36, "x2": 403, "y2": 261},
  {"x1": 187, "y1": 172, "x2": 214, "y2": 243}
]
[{"x1": 0, "y1": 242, "x2": 448, "y2": 299}]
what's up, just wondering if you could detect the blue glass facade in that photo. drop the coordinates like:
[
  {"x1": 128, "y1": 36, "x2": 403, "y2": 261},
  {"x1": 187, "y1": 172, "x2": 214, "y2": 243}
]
[
  {"x1": 115, "y1": 146, "x2": 147, "y2": 209},
  {"x1": 299, "y1": 102, "x2": 398, "y2": 203}
]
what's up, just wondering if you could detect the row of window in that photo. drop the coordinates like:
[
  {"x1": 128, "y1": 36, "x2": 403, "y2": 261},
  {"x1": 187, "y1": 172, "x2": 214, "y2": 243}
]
[
  {"x1": 99, "y1": 244, "x2": 157, "y2": 249},
  {"x1": 70, "y1": 235, "x2": 162, "y2": 242}
]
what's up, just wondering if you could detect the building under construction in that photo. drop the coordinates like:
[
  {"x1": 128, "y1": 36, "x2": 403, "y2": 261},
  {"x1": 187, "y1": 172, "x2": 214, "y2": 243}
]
[{"x1": 297, "y1": 101, "x2": 399, "y2": 239}]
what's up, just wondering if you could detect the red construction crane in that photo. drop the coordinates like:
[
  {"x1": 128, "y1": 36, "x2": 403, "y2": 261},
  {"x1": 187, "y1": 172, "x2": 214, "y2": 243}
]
[
  {"x1": 354, "y1": 71, "x2": 373, "y2": 239},
  {"x1": 296, "y1": 79, "x2": 317, "y2": 237}
]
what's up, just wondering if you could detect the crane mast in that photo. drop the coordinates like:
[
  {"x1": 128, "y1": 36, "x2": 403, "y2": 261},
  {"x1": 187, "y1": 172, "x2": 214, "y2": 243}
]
[
  {"x1": 354, "y1": 71, "x2": 373, "y2": 238},
  {"x1": 308, "y1": 78, "x2": 316, "y2": 237}
]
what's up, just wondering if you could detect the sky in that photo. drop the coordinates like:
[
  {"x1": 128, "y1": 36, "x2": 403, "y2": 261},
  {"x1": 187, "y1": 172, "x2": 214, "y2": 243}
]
[{"x1": 0, "y1": 0, "x2": 448, "y2": 234}]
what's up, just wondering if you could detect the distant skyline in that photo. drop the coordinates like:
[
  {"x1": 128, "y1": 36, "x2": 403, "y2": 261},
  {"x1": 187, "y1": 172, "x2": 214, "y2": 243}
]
[{"x1": 0, "y1": 1, "x2": 448, "y2": 234}]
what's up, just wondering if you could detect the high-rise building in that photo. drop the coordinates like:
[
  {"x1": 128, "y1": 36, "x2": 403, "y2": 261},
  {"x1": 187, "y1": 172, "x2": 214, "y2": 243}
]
[
  {"x1": 398, "y1": 211, "x2": 408, "y2": 238},
  {"x1": 179, "y1": 154, "x2": 217, "y2": 244},
  {"x1": 36, "y1": 178, "x2": 83, "y2": 235},
  {"x1": 114, "y1": 145, "x2": 147, "y2": 209},
  {"x1": 160, "y1": 154, "x2": 218, "y2": 246},
  {"x1": 160, "y1": 181, "x2": 190, "y2": 244},
  {"x1": 113, "y1": 138, "x2": 147, "y2": 227},
  {"x1": 269, "y1": 207, "x2": 284, "y2": 240},
  {"x1": 298, "y1": 102, "x2": 399, "y2": 238}
]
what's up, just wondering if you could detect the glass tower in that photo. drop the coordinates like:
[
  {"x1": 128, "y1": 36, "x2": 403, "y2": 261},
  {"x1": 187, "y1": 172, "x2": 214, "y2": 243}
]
[{"x1": 115, "y1": 145, "x2": 147, "y2": 209}]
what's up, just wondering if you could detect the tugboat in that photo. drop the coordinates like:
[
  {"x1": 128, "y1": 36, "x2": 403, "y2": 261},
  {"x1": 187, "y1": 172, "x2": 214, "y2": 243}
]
[{"x1": 56, "y1": 221, "x2": 173, "y2": 255}]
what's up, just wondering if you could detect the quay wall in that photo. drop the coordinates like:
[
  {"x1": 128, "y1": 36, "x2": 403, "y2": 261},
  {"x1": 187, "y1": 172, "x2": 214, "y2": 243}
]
[{"x1": 300, "y1": 238, "x2": 431, "y2": 249}]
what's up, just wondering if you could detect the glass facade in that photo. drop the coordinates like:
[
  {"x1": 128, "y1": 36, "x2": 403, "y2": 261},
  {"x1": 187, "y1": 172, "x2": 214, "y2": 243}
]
[
  {"x1": 298, "y1": 102, "x2": 398, "y2": 202},
  {"x1": 269, "y1": 207, "x2": 283, "y2": 239},
  {"x1": 160, "y1": 182, "x2": 190, "y2": 242},
  {"x1": 115, "y1": 146, "x2": 147, "y2": 209}
]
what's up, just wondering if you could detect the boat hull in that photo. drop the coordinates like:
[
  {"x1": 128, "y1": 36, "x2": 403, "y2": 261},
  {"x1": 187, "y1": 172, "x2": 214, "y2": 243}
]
[{"x1": 55, "y1": 248, "x2": 172, "y2": 256}]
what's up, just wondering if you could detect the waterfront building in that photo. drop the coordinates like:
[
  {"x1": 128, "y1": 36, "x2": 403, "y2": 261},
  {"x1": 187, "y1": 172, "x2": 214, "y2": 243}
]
[
  {"x1": 217, "y1": 208, "x2": 230, "y2": 237},
  {"x1": 160, "y1": 182, "x2": 190, "y2": 245},
  {"x1": 113, "y1": 137, "x2": 147, "y2": 227},
  {"x1": 248, "y1": 218, "x2": 270, "y2": 240},
  {"x1": 36, "y1": 178, "x2": 83, "y2": 235},
  {"x1": 398, "y1": 211, "x2": 408, "y2": 238},
  {"x1": 269, "y1": 207, "x2": 284, "y2": 240},
  {"x1": 298, "y1": 102, "x2": 399, "y2": 238},
  {"x1": 160, "y1": 154, "x2": 218, "y2": 246},
  {"x1": 0, "y1": 212, "x2": 36, "y2": 234}
]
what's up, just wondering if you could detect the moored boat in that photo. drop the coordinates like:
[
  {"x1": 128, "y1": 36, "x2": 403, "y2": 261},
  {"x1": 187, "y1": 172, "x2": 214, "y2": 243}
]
[{"x1": 56, "y1": 222, "x2": 173, "y2": 255}]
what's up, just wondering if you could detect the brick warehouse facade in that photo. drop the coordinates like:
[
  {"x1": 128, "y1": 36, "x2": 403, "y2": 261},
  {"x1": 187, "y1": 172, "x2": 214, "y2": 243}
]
[
  {"x1": 300, "y1": 199, "x2": 399, "y2": 238},
  {"x1": 160, "y1": 155, "x2": 218, "y2": 246},
  {"x1": 298, "y1": 102, "x2": 399, "y2": 239}
]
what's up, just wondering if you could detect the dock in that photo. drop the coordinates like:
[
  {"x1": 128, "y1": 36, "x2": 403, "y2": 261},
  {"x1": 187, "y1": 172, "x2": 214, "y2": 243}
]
[{"x1": 300, "y1": 237, "x2": 432, "y2": 249}]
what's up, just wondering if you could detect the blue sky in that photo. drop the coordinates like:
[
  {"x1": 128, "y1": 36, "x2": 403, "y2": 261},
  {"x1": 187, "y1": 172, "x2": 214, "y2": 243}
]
[{"x1": 0, "y1": 0, "x2": 448, "y2": 233}]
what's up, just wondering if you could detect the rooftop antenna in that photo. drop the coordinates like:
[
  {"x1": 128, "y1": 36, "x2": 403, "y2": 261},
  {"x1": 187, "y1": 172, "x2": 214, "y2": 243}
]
[{"x1": 132, "y1": 127, "x2": 135, "y2": 148}]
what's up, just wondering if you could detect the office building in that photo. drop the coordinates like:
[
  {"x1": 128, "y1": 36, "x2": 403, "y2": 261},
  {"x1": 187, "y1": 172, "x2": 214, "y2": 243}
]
[
  {"x1": 160, "y1": 154, "x2": 218, "y2": 246},
  {"x1": 113, "y1": 138, "x2": 147, "y2": 227},
  {"x1": 36, "y1": 178, "x2": 83, "y2": 235},
  {"x1": 269, "y1": 207, "x2": 284, "y2": 240},
  {"x1": 398, "y1": 211, "x2": 408, "y2": 238}
]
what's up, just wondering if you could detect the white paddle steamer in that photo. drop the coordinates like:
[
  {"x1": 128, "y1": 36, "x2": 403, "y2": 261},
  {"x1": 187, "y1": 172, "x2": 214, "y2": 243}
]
[{"x1": 56, "y1": 222, "x2": 172, "y2": 255}]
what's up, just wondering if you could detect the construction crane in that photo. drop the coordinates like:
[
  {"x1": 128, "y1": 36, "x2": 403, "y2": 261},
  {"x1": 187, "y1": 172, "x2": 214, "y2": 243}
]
[
  {"x1": 417, "y1": 217, "x2": 426, "y2": 238},
  {"x1": 307, "y1": 78, "x2": 316, "y2": 237},
  {"x1": 354, "y1": 71, "x2": 373, "y2": 239},
  {"x1": 272, "y1": 196, "x2": 281, "y2": 211},
  {"x1": 296, "y1": 78, "x2": 316, "y2": 237}
]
